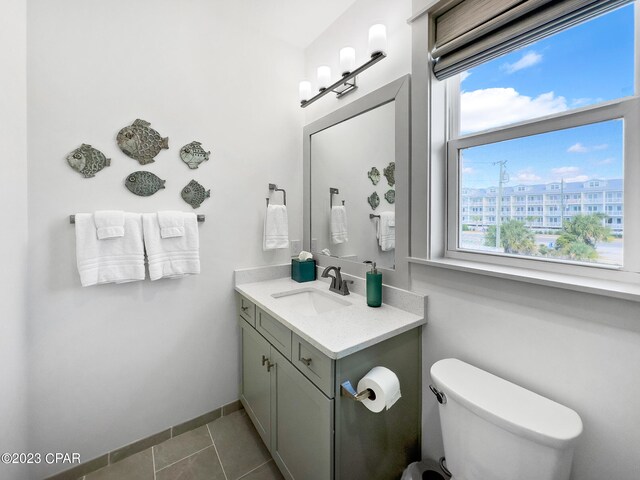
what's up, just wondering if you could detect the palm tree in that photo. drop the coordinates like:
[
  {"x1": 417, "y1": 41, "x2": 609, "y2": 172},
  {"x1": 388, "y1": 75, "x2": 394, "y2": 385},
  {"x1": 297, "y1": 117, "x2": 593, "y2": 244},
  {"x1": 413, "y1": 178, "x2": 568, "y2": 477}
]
[
  {"x1": 555, "y1": 213, "x2": 612, "y2": 261},
  {"x1": 485, "y1": 219, "x2": 536, "y2": 254}
]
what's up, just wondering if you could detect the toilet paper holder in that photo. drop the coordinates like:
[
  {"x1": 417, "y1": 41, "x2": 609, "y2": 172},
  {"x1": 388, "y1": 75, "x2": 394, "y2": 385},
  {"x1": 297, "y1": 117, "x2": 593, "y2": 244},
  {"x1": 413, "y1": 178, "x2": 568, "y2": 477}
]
[{"x1": 340, "y1": 380, "x2": 376, "y2": 402}]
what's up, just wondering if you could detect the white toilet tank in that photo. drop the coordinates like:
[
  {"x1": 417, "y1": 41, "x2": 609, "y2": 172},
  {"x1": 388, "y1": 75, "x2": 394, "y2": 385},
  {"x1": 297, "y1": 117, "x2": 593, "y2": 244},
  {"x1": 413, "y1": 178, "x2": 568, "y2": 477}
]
[{"x1": 430, "y1": 359, "x2": 583, "y2": 480}]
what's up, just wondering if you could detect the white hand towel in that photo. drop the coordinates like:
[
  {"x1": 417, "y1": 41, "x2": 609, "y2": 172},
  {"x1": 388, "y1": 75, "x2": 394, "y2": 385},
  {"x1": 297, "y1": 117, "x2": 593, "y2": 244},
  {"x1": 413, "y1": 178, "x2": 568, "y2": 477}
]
[
  {"x1": 330, "y1": 205, "x2": 348, "y2": 244},
  {"x1": 75, "y1": 212, "x2": 145, "y2": 286},
  {"x1": 157, "y1": 210, "x2": 185, "y2": 238},
  {"x1": 263, "y1": 205, "x2": 289, "y2": 250},
  {"x1": 94, "y1": 210, "x2": 125, "y2": 239},
  {"x1": 377, "y1": 211, "x2": 395, "y2": 252},
  {"x1": 142, "y1": 212, "x2": 200, "y2": 281}
]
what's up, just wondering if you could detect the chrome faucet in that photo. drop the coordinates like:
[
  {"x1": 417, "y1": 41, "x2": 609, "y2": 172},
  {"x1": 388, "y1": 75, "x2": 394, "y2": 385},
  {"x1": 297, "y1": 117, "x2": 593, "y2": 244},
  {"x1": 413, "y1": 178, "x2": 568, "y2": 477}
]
[{"x1": 321, "y1": 265, "x2": 353, "y2": 296}]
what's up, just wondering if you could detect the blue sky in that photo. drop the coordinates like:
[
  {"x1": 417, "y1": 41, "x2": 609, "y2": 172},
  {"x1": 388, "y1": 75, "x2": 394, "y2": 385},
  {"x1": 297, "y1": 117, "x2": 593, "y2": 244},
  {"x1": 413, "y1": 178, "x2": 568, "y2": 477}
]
[{"x1": 459, "y1": 4, "x2": 633, "y2": 189}]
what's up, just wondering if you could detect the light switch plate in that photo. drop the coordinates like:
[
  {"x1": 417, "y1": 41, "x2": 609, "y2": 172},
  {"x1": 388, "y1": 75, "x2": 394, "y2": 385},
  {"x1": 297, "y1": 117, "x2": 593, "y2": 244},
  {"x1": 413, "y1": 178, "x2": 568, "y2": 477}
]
[{"x1": 290, "y1": 239, "x2": 301, "y2": 257}]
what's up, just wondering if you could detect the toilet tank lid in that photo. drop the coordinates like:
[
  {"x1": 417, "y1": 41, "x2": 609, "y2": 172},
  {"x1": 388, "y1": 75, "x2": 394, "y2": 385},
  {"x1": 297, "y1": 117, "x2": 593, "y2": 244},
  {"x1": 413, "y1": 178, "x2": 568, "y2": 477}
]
[{"x1": 431, "y1": 359, "x2": 583, "y2": 448}]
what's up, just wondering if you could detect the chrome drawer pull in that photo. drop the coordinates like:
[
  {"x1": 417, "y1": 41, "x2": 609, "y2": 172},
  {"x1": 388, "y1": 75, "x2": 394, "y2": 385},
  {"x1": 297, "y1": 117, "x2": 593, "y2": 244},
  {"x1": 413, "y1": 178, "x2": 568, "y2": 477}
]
[
  {"x1": 241, "y1": 305, "x2": 249, "y2": 312},
  {"x1": 262, "y1": 355, "x2": 269, "y2": 366},
  {"x1": 301, "y1": 357, "x2": 312, "y2": 366}
]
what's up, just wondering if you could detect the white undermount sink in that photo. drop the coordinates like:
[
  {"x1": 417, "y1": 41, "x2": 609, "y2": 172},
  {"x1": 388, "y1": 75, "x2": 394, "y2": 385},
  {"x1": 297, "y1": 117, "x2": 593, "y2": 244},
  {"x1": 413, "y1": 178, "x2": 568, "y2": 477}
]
[{"x1": 271, "y1": 287, "x2": 352, "y2": 316}]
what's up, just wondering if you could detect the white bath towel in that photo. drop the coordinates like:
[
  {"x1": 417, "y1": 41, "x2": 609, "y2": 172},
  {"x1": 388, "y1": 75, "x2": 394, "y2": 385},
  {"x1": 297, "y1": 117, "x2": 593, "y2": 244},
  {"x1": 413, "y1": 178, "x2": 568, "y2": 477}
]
[
  {"x1": 330, "y1": 206, "x2": 348, "y2": 244},
  {"x1": 75, "y1": 212, "x2": 145, "y2": 286},
  {"x1": 142, "y1": 212, "x2": 200, "y2": 281},
  {"x1": 263, "y1": 205, "x2": 289, "y2": 250},
  {"x1": 94, "y1": 210, "x2": 125, "y2": 239},
  {"x1": 377, "y1": 211, "x2": 395, "y2": 251},
  {"x1": 157, "y1": 210, "x2": 185, "y2": 238}
]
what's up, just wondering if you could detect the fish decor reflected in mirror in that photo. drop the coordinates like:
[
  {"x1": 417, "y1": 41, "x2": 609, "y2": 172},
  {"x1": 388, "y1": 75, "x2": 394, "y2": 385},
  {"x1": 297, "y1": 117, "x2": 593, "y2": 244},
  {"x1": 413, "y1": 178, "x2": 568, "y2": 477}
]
[
  {"x1": 66, "y1": 144, "x2": 110, "y2": 178},
  {"x1": 368, "y1": 191, "x2": 380, "y2": 210},
  {"x1": 125, "y1": 171, "x2": 166, "y2": 197},
  {"x1": 383, "y1": 161, "x2": 395, "y2": 186},
  {"x1": 180, "y1": 141, "x2": 211, "y2": 169},
  {"x1": 368, "y1": 167, "x2": 380, "y2": 185},
  {"x1": 181, "y1": 179, "x2": 210, "y2": 209},
  {"x1": 385, "y1": 189, "x2": 395, "y2": 204},
  {"x1": 117, "y1": 119, "x2": 169, "y2": 165}
]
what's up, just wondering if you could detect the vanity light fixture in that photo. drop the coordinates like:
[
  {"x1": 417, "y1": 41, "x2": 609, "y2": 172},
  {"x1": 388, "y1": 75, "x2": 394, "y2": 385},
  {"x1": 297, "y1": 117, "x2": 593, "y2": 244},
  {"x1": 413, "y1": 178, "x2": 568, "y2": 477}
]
[{"x1": 299, "y1": 24, "x2": 387, "y2": 108}]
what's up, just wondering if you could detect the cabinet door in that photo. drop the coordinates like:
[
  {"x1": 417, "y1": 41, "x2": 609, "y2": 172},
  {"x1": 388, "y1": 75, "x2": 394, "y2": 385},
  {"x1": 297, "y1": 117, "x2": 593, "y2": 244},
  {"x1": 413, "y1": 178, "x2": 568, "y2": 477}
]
[
  {"x1": 271, "y1": 349, "x2": 334, "y2": 480},
  {"x1": 240, "y1": 320, "x2": 272, "y2": 449}
]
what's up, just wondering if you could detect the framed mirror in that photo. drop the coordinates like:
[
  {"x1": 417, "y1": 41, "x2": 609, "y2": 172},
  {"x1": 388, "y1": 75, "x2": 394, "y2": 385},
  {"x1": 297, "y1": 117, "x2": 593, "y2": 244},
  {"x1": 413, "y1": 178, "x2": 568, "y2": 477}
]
[{"x1": 303, "y1": 75, "x2": 410, "y2": 286}]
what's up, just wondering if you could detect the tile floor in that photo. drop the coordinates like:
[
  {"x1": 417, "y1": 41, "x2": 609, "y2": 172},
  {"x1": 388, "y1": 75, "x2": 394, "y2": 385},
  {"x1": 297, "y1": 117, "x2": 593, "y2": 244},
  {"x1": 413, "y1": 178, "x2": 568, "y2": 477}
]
[{"x1": 80, "y1": 410, "x2": 284, "y2": 480}]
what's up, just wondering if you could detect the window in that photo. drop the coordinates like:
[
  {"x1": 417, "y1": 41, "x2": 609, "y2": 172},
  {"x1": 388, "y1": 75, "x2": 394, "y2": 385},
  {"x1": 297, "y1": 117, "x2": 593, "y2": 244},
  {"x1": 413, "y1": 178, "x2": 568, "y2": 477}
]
[{"x1": 446, "y1": 4, "x2": 635, "y2": 273}]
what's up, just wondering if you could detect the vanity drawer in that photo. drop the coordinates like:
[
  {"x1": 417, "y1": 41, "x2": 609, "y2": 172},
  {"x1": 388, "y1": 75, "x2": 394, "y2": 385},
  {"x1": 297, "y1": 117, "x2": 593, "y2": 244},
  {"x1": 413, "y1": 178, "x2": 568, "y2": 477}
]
[
  {"x1": 292, "y1": 334, "x2": 334, "y2": 398},
  {"x1": 256, "y1": 308, "x2": 292, "y2": 358},
  {"x1": 237, "y1": 294, "x2": 256, "y2": 326}
]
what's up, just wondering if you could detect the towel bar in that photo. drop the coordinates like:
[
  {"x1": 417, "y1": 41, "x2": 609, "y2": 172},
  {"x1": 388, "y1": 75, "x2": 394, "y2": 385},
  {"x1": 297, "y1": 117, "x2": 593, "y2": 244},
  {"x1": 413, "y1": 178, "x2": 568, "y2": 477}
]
[
  {"x1": 369, "y1": 214, "x2": 380, "y2": 219},
  {"x1": 69, "y1": 214, "x2": 205, "y2": 224}
]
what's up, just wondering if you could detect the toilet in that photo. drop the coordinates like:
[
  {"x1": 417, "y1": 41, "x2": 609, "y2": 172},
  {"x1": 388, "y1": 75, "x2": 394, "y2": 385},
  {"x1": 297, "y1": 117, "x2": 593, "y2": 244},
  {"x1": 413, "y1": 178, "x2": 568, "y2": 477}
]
[{"x1": 430, "y1": 359, "x2": 583, "y2": 480}]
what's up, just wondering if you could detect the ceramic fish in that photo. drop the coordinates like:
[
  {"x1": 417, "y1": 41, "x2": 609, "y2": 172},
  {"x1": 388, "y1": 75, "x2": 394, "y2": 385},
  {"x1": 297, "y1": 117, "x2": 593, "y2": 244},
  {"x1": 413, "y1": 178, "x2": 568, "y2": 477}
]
[
  {"x1": 117, "y1": 119, "x2": 169, "y2": 165},
  {"x1": 125, "y1": 171, "x2": 166, "y2": 197},
  {"x1": 384, "y1": 189, "x2": 395, "y2": 204},
  {"x1": 180, "y1": 141, "x2": 210, "y2": 169},
  {"x1": 66, "y1": 144, "x2": 111, "y2": 178},
  {"x1": 181, "y1": 179, "x2": 210, "y2": 209},
  {"x1": 368, "y1": 191, "x2": 380, "y2": 210},
  {"x1": 383, "y1": 162, "x2": 395, "y2": 186},
  {"x1": 368, "y1": 167, "x2": 380, "y2": 185}
]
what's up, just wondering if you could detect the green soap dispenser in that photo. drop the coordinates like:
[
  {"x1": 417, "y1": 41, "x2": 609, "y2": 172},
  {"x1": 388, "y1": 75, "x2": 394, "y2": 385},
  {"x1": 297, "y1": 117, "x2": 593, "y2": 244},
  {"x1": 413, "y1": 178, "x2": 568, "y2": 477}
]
[{"x1": 366, "y1": 262, "x2": 382, "y2": 307}]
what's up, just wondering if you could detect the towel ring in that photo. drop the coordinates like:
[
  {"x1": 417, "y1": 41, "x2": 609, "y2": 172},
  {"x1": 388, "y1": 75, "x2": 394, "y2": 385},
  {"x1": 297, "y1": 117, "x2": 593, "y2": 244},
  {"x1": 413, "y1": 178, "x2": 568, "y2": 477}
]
[
  {"x1": 330, "y1": 187, "x2": 345, "y2": 208},
  {"x1": 267, "y1": 183, "x2": 287, "y2": 207}
]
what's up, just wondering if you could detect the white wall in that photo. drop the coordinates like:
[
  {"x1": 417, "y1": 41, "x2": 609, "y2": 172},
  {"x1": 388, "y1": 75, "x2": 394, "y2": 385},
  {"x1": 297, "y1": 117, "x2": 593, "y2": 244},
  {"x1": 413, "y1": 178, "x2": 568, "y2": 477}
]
[
  {"x1": 303, "y1": 0, "x2": 412, "y2": 124},
  {"x1": 27, "y1": 0, "x2": 303, "y2": 476},
  {"x1": 0, "y1": 0, "x2": 29, "y2": 479}
]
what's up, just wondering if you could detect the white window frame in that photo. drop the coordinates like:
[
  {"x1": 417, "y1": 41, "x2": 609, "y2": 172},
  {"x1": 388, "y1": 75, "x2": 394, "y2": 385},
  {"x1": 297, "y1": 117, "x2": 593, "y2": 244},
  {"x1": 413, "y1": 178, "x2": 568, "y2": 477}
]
[{"x1": 436, "y1": 1, "x2": 640, "y2": 286}]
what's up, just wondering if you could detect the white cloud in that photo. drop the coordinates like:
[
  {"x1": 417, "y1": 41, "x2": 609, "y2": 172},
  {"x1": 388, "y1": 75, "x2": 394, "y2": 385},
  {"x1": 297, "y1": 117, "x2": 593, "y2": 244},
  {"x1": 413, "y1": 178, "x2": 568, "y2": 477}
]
[
  {"x1": 461, "y1": 166, "x2": 475, "y2": 174},
  {"x1": 460, "y1": 71, "x2": 471, "y2": 83},
  {"x1": 513, "y1": 169, "x2": 542, "y2": 183},
  {"x1": 551, "y1": 166, "x2": 580, "y2": 175},
  {"x1": 567, "y1": 142, "x2": 608, "y2": 153},
  {"x1": 564, "y1": 175, "x2": 590, "y2": 183},
  {"x1": 461, "y1": 88, "x2": 567, "y2": 133},
  {"x1": 567, "y1": 143, "x2": 588, "y2": 153},
  {"x1": 597, "y1": 157, "x2": 614, "y2": 165},
  {"x1": 501, "y1": 51, "x2": 542, "y2": 74}
]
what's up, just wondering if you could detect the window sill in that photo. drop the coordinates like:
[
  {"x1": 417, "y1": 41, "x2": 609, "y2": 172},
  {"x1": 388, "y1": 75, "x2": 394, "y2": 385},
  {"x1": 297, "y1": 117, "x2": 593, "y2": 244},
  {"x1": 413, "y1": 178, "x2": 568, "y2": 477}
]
[{"x1": 407, "y1": 256, "x2": 640, "y2": 302}]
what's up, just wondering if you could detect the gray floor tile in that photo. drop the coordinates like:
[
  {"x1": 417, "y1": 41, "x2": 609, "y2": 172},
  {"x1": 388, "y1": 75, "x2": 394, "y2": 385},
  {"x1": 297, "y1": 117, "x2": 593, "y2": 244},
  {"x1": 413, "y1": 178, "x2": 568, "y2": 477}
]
[
  {"x1": 154, "y1": 425, "x2": 213, "y2": 470},
  {"x1": 208, "y1": 411, "x2": 271, "y2": 480},
  {"x1": 156, "y1": 446, "x2": 225, "y2": 480},
  {"x1": 239, "y1": 460, "x2": 285, "y2": 480},
  {"x1": 85, "y1": 449, "x2": 154, "y2": 480}
]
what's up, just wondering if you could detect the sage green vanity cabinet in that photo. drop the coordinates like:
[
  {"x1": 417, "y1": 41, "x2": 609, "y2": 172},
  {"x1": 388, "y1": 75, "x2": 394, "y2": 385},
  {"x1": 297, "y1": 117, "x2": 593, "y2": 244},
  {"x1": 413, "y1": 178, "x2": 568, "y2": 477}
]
[
  {"x1": 271, "y1": 348, "x2": 333, "y2": 480},
  {"x1": 237, "y1": 293, "x2": 420, "y2": 480},
  {"x1": 240, "y1": 320, "x2": 272, "y2": 447}
]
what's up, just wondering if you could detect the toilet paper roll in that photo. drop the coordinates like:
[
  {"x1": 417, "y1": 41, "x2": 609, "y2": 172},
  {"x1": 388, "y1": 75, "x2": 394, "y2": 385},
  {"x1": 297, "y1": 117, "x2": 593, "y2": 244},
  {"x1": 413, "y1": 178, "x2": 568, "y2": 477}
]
[{"x1": 357, "y1": 366, "x2": 402, "y2": 413}]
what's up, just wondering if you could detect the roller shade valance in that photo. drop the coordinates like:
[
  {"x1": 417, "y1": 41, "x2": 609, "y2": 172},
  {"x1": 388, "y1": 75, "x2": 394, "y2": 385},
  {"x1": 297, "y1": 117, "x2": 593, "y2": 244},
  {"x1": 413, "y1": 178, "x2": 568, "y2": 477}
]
[{"x1": 432, "y1": 0, "x2": 633, "y2": 80}]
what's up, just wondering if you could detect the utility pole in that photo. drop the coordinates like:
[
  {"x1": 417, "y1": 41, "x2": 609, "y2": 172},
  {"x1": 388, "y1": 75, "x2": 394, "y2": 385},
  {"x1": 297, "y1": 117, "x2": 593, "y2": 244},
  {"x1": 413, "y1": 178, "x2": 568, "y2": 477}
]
[{"x1": 494, "y1": 160, "x2": 508, "y2": 249}]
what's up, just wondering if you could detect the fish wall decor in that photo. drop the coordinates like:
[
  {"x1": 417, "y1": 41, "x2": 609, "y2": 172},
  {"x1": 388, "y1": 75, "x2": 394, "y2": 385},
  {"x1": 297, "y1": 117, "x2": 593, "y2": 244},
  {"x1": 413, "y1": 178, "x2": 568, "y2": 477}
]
[
  {"x1": 124, "y1": 171, "x2": 166, "y2": 196},
  {"x1": 117, "y1": 119, "x2": 168, "y2": 165},
  {"x1": 180, "y1": 141, "x2": 211, "y2": 169},
  {"x1": 181, "y1": 180, "x2": 210, "y2": 209},
  {"x1": 66, "y1": 144, "x2": 110, "y2": 178}
]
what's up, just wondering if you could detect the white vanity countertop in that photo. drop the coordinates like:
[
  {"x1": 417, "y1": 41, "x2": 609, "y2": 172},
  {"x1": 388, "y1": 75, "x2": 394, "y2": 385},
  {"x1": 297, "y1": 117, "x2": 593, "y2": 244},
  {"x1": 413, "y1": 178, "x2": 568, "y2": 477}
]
[{"x1": 235, "y1": 277, "x2": 426, "y2": 360}]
